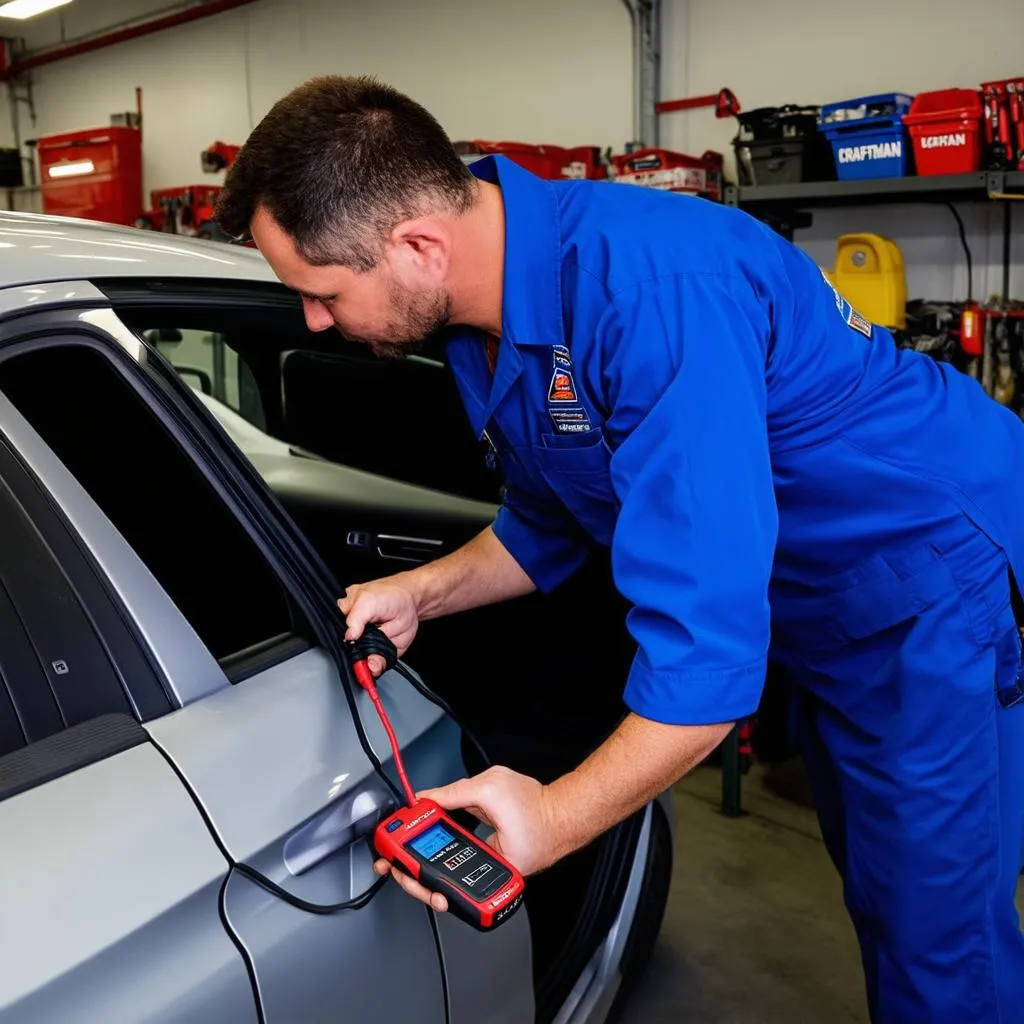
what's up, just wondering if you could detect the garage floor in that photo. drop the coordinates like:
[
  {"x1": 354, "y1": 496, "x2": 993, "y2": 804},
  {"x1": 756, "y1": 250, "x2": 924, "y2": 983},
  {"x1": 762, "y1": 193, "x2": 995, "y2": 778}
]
[{"x1": 620, "y1": 761, "x2": 1024, "y2": 1024}]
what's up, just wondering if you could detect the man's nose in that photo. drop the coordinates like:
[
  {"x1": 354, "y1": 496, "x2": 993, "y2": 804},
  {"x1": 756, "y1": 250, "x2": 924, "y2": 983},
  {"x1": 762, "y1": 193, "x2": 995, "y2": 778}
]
[{"x1": 302, "y1": 298, "x2": 334, "y2": 332}]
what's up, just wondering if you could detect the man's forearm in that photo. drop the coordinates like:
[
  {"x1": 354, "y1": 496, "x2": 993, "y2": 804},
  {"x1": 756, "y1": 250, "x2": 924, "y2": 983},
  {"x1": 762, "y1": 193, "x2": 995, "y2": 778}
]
[
  {"x1": 392, "y1": 525, "x2": 536, "y2": 620},
  {"x1": 544, "y1": 713, "x2": 733, "y2": 862}
]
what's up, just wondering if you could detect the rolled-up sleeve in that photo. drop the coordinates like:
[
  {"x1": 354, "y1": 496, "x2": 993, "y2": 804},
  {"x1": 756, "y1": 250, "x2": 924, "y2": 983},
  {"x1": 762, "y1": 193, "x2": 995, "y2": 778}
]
[
  {"x1": 491, "y1": 463, "x2": 591, "y2": 593},
  {"x1": 600, "y1": 273, "x2": 778, "y2": 725}
]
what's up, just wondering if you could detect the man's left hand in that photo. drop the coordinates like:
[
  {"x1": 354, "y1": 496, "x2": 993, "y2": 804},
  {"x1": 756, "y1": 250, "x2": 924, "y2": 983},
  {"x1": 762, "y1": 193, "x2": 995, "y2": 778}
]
[{"x1": 372, "y1": 766, "x2": 564, "y2": 913}]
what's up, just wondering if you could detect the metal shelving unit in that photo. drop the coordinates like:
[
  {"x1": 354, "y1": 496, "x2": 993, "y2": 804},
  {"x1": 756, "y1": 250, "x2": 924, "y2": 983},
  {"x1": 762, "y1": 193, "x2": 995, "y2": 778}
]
[
  {"x1": 722, "y1": 169, "x2": 1023, "y2": 306},
  {"x1": 724, "y1": 169, "x2": 1024, "y2": 209}
]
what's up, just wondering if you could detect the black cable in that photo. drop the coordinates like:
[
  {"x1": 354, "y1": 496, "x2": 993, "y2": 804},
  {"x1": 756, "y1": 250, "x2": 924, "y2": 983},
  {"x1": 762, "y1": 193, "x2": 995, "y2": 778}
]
[
  {"x1": 348, "y1": 625, "x2": 491, "y2": 770},
  {"x1": 218, "y1": 873, "x2": 266, "y2": 1024},
  {"x1": 234, "y1": 862, "x2": 388, "y2": 915},
  {"x1": 946, "y1": 202, "x2": 973, "y2": 303},
  {"x1": 149, "y1": 731, "x2": 388, "y2": 918},
  {"x1": 393, "y1": 660, "x2": 491, "y2": 771}
]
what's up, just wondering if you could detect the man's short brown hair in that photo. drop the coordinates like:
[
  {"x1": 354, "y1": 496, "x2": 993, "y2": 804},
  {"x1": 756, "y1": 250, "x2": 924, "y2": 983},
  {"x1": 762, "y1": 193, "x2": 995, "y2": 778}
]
[{"x1": 215, "y1": 75, "x2": 476, "y2": 271}]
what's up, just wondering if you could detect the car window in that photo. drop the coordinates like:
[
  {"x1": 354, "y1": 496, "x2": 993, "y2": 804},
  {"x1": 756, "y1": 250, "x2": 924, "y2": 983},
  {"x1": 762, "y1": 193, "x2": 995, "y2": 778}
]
[
  {"x1": 278, "y1": 347, "x2": 497, "y2": 500},
  {"x1": 0, "y1": 441, "x2": 138, "y2": 760},
  {"x1": 115, "y1": 299, "x2": 500, "y2": 504},
  {"x1": 143, "y1": 326, "x2": 266, "y2": 431},
  {"x1": 0, "y1": 340, "x2": 312, "y2": 682}
]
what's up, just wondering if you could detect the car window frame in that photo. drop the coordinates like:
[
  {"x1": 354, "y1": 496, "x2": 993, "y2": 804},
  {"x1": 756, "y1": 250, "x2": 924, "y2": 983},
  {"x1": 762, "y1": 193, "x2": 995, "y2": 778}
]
[{"x1": 0, "y1": 312, "x2": 331, "y2": 695}]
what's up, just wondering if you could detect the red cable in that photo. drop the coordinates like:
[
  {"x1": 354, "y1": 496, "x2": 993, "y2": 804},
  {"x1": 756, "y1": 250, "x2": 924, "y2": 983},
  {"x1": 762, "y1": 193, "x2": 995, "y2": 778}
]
[{"x1": 353, "y1": 659, "x2": 418, "y2": 807}]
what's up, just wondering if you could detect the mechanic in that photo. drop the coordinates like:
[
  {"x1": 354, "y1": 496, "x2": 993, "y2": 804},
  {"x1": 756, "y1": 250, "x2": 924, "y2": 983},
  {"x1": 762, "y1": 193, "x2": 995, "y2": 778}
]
[{"x1": 215, "y1": 75, "x2": 1024, "y2": 1023}]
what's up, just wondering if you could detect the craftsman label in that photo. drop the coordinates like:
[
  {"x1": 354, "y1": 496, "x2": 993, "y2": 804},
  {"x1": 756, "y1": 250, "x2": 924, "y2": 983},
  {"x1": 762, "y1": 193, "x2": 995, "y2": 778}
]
[
  {"x1": 548, "y1": 369, "x2": 578, "y2": 403},
  {"x1": 549, "y1": 407, "x2": 592, "y2": 434},
  {"x1": 552, "y1": 345, "x2": 573, "y2": 369},
  {"x1": 837, "y1": 140, "x2": 902, "y2": 163},
  {"x1": 920, "y1": 132, "x2": 967, "y2": 149}
]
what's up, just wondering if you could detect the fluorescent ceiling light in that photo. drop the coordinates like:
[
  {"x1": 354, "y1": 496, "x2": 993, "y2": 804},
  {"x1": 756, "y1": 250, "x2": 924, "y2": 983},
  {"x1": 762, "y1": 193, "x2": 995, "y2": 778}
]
[
  {"x1": 48, "y1": 159, "x2": 94, "y2": 178},
  {"x1": 0, "y1": 0, "x2": 74, "y2": 19}
]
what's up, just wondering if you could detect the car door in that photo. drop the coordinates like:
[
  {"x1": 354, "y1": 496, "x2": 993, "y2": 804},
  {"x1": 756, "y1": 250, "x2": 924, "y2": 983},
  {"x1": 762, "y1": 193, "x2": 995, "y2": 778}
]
[
  {"x1": 0, "y1": 421, "x2": 258, "y2": 1024},
  {"x1": 0, "y1": 303, "x2": 537, "y2": 1024}
]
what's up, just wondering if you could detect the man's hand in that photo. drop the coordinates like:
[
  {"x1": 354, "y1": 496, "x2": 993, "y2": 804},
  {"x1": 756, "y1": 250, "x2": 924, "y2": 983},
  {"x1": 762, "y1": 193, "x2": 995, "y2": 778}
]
[
  {"x1": 372, "y1": 766, "x2": 559, "y2": 913},
  {"x1": 338, "y1": 578, "x2": 420, "y2": 676},
  {"x1": 374, "y1": 713, "x2": 732, "y2": 914}
]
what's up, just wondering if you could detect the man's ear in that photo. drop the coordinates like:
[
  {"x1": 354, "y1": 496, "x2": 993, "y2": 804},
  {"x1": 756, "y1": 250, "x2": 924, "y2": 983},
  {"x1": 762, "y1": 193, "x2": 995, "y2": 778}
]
[{"x1": 388, "y1": 216, "x2": 451, "y2": 284}]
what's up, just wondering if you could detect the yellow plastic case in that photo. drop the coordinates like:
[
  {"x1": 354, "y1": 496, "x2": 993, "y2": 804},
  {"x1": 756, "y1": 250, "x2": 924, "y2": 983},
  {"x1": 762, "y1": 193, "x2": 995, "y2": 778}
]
[{"x1": 824, "y1": 233, "x2": 907, "y2": 330}]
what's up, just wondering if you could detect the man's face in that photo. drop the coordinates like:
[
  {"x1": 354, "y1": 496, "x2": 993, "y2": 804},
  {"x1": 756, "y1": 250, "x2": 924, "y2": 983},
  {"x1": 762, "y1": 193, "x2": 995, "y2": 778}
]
[{"x1": 250, "y1": 207, "x2": 451, "y2": 360}]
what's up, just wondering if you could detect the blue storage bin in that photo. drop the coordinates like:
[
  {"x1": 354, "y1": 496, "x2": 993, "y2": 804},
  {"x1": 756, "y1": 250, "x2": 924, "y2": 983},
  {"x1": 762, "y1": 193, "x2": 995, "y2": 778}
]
[{"x1": 817, "y1": 93, "x2": 915, "y2": 180}]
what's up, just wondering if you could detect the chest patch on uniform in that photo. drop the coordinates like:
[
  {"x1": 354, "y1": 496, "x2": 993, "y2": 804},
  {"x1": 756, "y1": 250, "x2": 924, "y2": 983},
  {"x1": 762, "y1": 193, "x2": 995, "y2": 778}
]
[
  {"x1": 820, "y1": 267, "x2": 873, "y2": 340},
  {"x1": 549, "y1": 406, "x2": 592, "y2": 434},
  {"x1": 549, "y1": 369, "x2": 578, "y2": 403},
  {"x1": 553, "y1": 345, "x2": 573, "y2": 369}
]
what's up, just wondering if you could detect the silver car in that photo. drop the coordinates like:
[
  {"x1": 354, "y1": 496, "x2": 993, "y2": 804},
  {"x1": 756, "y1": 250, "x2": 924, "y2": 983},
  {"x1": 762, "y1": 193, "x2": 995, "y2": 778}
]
[{"x1": 0, "y1": 210, "x2": 673, "y2": 1024}]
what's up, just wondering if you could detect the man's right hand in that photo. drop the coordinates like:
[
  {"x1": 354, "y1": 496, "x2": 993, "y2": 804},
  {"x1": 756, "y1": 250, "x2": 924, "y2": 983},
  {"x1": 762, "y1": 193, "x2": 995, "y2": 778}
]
[{"x1": 338, "y1": 578, "x2": 420, "y2": 676}]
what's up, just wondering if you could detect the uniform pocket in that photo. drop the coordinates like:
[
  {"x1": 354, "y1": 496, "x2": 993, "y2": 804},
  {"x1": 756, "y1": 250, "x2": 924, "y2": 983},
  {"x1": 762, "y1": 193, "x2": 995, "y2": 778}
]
[
  {"x1": 771, "y1": 547, "x2": 950, "y2": 653},
  {"x1": 533, "y1": 430, "x2": 618, "y2": 546}
]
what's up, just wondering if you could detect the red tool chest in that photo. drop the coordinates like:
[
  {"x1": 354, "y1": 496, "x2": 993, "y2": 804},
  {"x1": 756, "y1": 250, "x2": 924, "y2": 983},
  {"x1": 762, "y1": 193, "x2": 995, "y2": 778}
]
[
  {"x1": 610, "y1": 148, "x2": 724, "y2": 200},
  {"x1": 903, "y1": 89, "x2": 984, "y2": 176},
  {"x1": 36, "y1": 125, "x2": 143, "y2": 226},
  {"x1": 454, "y1": 140, "x2": 605, "y2": 180}
]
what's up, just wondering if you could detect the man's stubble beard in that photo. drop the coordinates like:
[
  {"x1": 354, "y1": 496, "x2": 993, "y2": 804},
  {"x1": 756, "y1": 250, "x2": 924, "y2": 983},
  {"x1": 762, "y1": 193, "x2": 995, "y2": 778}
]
[{"x1": 364, "y1": 282, "x2": 453, "y2": 361}]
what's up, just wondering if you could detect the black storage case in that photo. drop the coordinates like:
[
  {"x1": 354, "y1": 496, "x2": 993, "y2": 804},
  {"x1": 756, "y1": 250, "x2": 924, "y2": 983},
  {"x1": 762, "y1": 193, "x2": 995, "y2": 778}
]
[
  {"x1": 732, "y1": 105, "x2": 836, "y2": 186},
  {"x1": 0, "y1": 149, "x2": 23, "y2": 188}
]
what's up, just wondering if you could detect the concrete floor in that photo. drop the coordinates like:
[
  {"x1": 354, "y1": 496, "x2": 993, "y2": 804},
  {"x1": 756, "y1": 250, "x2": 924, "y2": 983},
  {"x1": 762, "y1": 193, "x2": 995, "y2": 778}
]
[{"x1": 621, "y1": 761, "x2": 1024, "y2": 1024}]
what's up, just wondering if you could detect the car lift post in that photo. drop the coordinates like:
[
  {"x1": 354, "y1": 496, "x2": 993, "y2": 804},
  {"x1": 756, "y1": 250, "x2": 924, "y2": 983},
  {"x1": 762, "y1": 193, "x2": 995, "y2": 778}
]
[{"x1": 721, "y1": 724, "x2": 742, "y2": 817}]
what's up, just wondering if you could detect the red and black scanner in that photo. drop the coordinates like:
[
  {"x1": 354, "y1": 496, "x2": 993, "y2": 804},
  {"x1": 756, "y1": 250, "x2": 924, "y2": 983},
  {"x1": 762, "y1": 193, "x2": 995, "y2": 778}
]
[{"x1": 347, "y1": 628, "x2": 526, "y2": 932}]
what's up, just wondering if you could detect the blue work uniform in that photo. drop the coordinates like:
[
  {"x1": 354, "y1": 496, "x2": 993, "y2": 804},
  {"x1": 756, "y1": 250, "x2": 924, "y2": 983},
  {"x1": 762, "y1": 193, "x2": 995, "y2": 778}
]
[{"x1": 443, "y1": 155, "x2": 1024, "y2": 1023}]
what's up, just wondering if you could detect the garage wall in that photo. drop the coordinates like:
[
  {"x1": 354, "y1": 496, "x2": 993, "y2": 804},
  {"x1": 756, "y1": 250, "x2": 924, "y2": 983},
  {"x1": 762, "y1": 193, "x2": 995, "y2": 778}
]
[
  {"x1": 4, "y1": 0, "x2": 633, "y2": 198},
  {"x1": 661, "y1": 0, "x2": 1024, "y2": 302},
  {"x1": 4, "y1": 0, "x2": 1018, "y2": 302}
]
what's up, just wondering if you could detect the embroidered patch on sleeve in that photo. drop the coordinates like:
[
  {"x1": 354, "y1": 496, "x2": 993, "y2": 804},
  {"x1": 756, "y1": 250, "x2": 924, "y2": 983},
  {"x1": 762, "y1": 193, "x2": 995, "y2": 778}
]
[
  {"x1": 820, "y1": 267, "x2": 874, "y2": 340},
  {"x1": 846, "y1": 308, "x2": 874, "y2": 338}
]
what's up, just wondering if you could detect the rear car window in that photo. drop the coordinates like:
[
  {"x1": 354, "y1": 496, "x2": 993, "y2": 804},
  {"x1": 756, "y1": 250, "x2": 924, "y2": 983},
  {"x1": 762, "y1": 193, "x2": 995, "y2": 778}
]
[{"x1": 0, "y1": 444, "x2": 133, "y2": 759}]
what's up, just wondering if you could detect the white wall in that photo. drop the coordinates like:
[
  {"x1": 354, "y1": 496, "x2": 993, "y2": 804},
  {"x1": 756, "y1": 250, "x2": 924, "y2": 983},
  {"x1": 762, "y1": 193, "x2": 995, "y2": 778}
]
[
  {"x1": 6, "y1": 0, "x2": 633, "y2": 198},
  {"x1": 5, "y1": 0, "x2": 1020, "y2": 301},
  {"x1": 661, "y1": 0, "x2": 1024, "y2": 302}
]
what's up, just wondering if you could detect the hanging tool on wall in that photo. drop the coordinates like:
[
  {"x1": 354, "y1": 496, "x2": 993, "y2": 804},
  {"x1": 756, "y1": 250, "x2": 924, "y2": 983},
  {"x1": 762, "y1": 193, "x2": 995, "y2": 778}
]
[{"x1": 655, "y1": 87, "x2": 741, "y2": 119}]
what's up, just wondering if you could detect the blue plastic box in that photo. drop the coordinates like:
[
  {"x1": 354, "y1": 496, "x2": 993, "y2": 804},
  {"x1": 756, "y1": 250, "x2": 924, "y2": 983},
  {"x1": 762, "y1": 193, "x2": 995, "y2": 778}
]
[{"x1": 817, "y1": 93, "x2": 915, "y2": 180}]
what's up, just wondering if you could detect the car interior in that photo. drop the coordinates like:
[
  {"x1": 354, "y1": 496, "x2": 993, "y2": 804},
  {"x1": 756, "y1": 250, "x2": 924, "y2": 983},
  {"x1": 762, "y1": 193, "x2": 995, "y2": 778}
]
[{"x1": 0, "y1": 292, "x2": 670, "y2": 1023}]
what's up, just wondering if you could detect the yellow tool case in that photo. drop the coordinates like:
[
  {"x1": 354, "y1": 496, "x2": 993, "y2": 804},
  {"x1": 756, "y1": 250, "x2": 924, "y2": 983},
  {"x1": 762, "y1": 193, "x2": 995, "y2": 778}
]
[{"x1": 824, "y1": 232, "x2": 907, "y2": 330}]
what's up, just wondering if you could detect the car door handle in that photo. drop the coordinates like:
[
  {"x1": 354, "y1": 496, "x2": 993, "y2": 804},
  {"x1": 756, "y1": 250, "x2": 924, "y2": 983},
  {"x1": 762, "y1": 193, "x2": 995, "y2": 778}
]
[
  {"x1": 375, "y1": 533, "x2": 444, "y2": 562},
  {"x1": 283, "y1": 786, "x2": 396, "y2": 876}
]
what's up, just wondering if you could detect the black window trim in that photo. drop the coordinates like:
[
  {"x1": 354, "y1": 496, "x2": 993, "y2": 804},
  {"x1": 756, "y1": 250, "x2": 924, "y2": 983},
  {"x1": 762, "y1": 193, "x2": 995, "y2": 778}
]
[{"x1": 0, "y1": 713, "x2": 147, "y2": 804}]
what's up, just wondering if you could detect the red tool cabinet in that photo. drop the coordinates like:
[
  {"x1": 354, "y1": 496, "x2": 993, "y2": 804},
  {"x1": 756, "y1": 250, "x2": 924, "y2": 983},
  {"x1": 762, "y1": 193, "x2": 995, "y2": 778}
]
[{"x1": 36, "y1": 125, "x2": 143, "y2": 226}]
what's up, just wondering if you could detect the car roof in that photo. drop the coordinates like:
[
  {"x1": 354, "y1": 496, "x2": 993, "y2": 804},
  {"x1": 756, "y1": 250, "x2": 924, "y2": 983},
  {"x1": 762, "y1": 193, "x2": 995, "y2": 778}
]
[{"x1": 0, "y1": 209, "x2": 280, "y2": 286}]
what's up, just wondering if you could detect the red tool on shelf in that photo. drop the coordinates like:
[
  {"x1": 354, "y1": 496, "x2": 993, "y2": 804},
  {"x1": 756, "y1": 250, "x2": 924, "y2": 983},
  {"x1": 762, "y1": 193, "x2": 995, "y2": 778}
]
[
  {"x1": 981, "y1": 78, "x2": 1024, "y2": 171},
  {"x1": 655, "y1": 87, "x2": 741, "y2": 119}
]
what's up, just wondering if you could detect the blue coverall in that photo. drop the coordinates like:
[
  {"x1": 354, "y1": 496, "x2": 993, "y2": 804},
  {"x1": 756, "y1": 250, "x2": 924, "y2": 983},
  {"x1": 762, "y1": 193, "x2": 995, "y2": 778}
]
[{"x1": 443, "y1": 155, "x2": 1024, "y2": 1022}]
